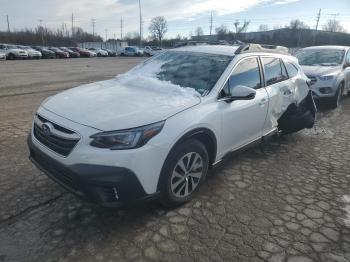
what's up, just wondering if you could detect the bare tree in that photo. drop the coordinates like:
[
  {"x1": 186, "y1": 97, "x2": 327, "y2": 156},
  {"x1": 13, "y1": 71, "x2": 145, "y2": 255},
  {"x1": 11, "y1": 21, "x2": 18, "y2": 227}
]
[
  {"x1": 215, "y1": 25, "x2": 229, "y2": 40},
  {"x1": 288, "y1": 19, "x2": 309, "y2": 29},
  {"x1": 234, "y1": 20, "x2": 250, "y2": 34},
  {"x1": 323, "y1": 19, "x2": 347, "y2": 33},
  {"x1": 258, "y1": 24, "x2": 269, "y2": 32},
  {"x1": 148, "y1": 16, "x2": 168, "y2": 46},
  {"x1": 195, "y1": 26, "x2": 204, "y2": 37}
]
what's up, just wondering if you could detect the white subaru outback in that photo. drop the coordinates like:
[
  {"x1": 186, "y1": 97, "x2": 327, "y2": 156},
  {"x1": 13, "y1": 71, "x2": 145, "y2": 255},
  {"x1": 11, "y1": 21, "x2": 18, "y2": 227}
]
[{"x1": 28, "y1": 44, "x2": 316, "y2": 207}]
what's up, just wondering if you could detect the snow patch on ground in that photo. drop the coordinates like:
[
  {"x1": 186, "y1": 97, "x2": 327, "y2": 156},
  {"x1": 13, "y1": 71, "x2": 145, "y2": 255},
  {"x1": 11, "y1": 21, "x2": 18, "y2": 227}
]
[
  {"x1": 115, "y1": 59, "x2": 200, "y2": 98},
  {"x1": 342, "y1": 195, "x2": 350, "y2": 227}
]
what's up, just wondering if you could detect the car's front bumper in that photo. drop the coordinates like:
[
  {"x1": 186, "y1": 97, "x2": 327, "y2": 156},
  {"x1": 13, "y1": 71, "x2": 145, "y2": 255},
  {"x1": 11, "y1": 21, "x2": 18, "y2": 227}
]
[
  {"x1": 28, "y1": 136, "x2": 158, "y2": 207},
  {"x1": 308, "y1": 79, "x2": 337, "y2": 99}
]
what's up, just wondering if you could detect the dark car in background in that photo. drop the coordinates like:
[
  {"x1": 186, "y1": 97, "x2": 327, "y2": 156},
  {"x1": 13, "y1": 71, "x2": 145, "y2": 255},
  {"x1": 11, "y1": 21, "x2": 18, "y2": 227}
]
[
  {"x1": 48, "y1": 47, "x2": 69, "y2": 58},
  {"x1": 32, "y1": 46, "x2": 56, "y2": 59},
  {"x1": 59, "y1": 47, "x2": 80, "y2": 58}
]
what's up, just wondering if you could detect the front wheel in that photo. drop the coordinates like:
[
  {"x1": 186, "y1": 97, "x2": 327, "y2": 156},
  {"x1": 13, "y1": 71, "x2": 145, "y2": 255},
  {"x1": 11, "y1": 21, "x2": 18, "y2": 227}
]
[
  {"x1": 8, "y1": 53, "x2": 15, "y2": 60},
  {"x1": 328, "y1": 82, "x2": 344, "y2": 109},
  {"x1": 159, "y1": 139, "x2": 209, "y2": 207}
]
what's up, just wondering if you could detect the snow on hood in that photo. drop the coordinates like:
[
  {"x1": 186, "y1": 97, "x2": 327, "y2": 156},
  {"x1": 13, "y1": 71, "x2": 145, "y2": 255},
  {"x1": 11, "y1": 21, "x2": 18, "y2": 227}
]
[
  {"x1": 42, "y1": 61, "x2": 201, "y2": 131},
  {"x1": 301, "y1": 65, "x2": 342, "y2": 77}
]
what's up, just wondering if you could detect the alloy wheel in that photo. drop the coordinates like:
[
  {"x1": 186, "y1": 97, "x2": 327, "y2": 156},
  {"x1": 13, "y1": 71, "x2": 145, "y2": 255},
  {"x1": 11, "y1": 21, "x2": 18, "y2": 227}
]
[{"x1": 170, "y1": 152, "x2": 204, "y2": 198}]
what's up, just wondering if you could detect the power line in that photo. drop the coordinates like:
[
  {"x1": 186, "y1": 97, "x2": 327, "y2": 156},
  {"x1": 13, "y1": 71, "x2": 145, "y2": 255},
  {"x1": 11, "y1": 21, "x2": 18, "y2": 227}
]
[{"x1": 315, "y1": 8, "x2": 321, "y2": 30}]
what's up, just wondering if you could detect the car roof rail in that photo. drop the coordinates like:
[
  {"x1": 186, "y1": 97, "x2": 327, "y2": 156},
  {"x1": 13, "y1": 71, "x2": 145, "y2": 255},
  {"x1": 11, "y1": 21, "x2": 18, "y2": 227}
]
[{"x1": 235, "y1": 43, "x2": 290, "y2": 55}]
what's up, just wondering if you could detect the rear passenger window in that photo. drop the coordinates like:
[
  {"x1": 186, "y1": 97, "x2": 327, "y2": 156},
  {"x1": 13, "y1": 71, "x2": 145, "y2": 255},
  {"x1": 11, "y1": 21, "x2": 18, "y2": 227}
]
[
  {"x1": 262, "y1": 57, "x2": 288, "y2": 85},
  {"x1": 284, "y1": 61, "x2": 299, "y2": 78}
]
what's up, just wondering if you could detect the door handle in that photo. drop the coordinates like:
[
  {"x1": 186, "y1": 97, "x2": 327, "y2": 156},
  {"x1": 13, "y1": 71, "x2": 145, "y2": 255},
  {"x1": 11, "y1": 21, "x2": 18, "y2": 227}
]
[{"x1": 259, "y1": 98, "x2": 268, "y2": 106}]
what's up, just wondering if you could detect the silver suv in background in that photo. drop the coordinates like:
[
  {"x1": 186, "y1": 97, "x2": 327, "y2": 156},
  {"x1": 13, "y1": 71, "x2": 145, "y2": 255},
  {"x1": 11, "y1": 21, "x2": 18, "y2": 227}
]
[{"x1": 296, "y1": 46, "x2": 350, "y2": 108}]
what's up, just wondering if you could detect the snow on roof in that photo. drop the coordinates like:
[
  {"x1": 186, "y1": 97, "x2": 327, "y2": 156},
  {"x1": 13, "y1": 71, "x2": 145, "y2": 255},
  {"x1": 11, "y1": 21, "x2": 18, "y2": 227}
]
[
  {"x1": 171, "y1": 45, "x2": 239, "y2": 56},
  {"x1": 302, "y1": 45, "x2": 349, "y2": 51}
]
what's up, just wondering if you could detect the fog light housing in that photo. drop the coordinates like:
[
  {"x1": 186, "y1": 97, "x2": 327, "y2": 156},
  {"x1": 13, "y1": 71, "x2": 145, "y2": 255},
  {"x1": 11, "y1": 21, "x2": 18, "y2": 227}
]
[{"x1": 319, "y1": 87, "x2": 332, "y2": 94}]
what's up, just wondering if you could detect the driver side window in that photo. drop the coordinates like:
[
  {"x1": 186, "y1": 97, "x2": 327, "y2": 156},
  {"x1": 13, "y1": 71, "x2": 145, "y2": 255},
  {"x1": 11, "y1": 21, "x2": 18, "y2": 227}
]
[{"x1": 221, "y1": 57, "x2": 261, "y2": 97}]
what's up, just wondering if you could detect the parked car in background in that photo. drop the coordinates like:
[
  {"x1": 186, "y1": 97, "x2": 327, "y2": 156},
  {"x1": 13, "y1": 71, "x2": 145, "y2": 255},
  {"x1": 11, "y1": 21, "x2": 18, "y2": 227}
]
[
  {"x1": 17, "y1": 45, "x2": 42, "y2": 59},
  {"x1": 28, "y1": 44, "x2": 316, "y2": 207},
  {"x1": 32, "y1": 46, "x2": 56, "y2": 59},
  {"x1": 296, "y1": 45, "x2": 350, "y2": 108},
  {"x1": 0, "y1": 51, "x2": 6, "y2": 60},
  {"x1": 69, "y1": 47, "x2": 95, "y2": 58},
  {"x1": 0, "y1": 44, "x2": 28, "y2": 59},
  {"x1": 48, "y1": 47, "x2": 69, "y2": 58},
  {"x1": 59, "y1": 47, "x2": 80, "y2": 58},
  {"x1": 120, "y1": 46, "x2": 144, "y2": 56},
  {"x1": 144, "y1": 46, "x2": 163, "y2": 56},
  {"x1": 88, "y1": 48, "x2": 109, "y2": 57},
  {"x1": 102, "y1": 48, "x2": 117, "y2": 57}
]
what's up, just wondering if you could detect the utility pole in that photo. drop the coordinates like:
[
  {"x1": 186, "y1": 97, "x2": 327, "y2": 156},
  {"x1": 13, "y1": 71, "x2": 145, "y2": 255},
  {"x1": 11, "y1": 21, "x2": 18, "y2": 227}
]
[
  {"x1": 71, "y1": 13, "x2": 74, "y2": 38},
  {"x1": 139, "y1": 0, "x2": 142, "y2": 47},
  {"x1": 120, "y1": 17, "x2": 123, "y2": 40},
  {"x1": 39, "y1": 19, "x2": 44, "y2": 45},
  {"x1": 105, "y1": 29, "x2": 108, "y2": 41},
  {"x1": 6, "y1": 15, "x2": 10, "y2": 32},
  {"x1": 210, "y1": 12, "x2": 213, "y2": 36},
  {"x1": 91, "y1": 18, "x2": 96, "y2": 36},
  {"x1": 315, "y1": 9, "x2": 321, "y2": 30}
]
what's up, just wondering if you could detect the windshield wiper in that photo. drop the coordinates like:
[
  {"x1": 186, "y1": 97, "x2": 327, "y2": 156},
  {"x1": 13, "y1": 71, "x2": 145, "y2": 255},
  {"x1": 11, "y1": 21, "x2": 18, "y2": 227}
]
[{"x1": 320, "y1": 63, "x2": 338, "y2": 66}]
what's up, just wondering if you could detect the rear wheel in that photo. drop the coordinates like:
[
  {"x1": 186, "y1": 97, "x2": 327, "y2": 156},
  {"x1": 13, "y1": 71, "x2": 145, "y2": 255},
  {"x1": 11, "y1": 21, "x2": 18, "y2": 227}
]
[{"x1": 159, "y1": 139, "x2": 209, "y2": 207}]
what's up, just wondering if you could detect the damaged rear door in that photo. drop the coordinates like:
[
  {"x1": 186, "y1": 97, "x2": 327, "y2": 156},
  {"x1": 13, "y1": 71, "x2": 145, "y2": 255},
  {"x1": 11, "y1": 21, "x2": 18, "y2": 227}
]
[{"x1": 260, "y1": 56, "x2": 316, "y2": 135}]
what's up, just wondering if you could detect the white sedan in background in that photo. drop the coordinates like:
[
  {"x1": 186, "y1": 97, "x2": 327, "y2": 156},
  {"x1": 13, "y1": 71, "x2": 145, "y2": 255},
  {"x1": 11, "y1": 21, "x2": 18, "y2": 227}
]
[
  {"x1": 144, "y1": 46, "x2": 163, "y2": 56},
  {"x1": 88, "y1": 48, "x2": 108, "y2": 57},
  {"x1": 17, "y1": 45, "x2": 42, "y2": 59}
]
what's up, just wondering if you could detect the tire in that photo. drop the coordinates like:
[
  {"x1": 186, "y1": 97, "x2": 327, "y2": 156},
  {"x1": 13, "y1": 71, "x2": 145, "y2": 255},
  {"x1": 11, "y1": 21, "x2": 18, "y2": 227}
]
[
  {"x1": 328, "y1": 82, "x2": 344, "y2": 109},
  {"x1": 8, "y1": 53, "x2": 15, "y2": 60},
  {"x1": 159, "y1": 139, "x2": 209, "y2": 207}
]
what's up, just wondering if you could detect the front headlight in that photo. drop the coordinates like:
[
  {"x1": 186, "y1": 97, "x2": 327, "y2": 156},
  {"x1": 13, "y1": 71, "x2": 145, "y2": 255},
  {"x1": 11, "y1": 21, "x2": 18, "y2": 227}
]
[
  {"x1": 90, "y1": 121, "x2": 165, "y2": 150},
  {"x1": 318, "y1": 75, "x2": 335, "y2": 81}
]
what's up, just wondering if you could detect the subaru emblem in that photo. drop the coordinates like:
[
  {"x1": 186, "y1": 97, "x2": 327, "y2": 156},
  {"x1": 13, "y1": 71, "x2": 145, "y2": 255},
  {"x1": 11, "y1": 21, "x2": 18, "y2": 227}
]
[{"x1": 41, "y1": 123, "x2": 51, "y2": 136}]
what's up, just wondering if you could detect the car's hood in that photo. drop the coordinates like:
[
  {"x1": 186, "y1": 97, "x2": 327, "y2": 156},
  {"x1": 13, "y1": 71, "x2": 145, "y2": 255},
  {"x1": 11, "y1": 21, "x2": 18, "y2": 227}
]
[
  {"x1": 10, "y1": 48, "x2": 26, "y2": 53},
  {"x1": 42, "y1": 77, "x2": 201, "y2": 131},
  {"x1": 28, "y1": 49, "x2": 41, "y2": 54},
  {"x1": 301, "y1": 65, "x2": 342, "y2": 76}
]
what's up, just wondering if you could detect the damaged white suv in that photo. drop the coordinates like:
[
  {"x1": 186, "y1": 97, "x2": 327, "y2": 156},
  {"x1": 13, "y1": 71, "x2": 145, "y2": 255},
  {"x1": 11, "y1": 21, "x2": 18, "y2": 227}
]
[{"x1": 28, "y1": 44, "x2": 316, "y2": 207}]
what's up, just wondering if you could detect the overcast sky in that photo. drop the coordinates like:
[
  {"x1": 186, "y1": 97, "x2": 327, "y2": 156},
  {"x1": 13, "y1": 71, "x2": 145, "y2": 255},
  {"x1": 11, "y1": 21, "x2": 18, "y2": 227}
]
[{"x1": 1, "y1": 0, "x2": 350, "y2": 39}]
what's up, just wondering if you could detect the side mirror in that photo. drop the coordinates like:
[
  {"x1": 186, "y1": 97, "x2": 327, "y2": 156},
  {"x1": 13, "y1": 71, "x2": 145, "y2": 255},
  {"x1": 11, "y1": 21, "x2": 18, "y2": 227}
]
[
  {"x1": 344, "y1": 60, "x2": 350, "y2": 68},
  {"x1": 306, "y1": 78, "x2": 312, "y2": 87},
  {"x1": 226, "y1": 84, "x2": 256, "y2": 102}
]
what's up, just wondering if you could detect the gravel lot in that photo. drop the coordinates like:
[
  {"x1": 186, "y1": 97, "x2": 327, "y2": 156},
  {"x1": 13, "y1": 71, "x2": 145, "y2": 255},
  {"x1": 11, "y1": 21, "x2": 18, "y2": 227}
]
[{"x1": 0, "y1": 58, "x2": 350, "y2": 262}]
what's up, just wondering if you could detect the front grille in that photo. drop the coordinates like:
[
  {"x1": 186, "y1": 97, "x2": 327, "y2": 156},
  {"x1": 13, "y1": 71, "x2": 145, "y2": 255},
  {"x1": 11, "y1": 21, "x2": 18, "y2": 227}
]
[
  {"x1": 307, "y1": 75, "x2": 317, "y2": 85},
  {"x1": 33, "y1": 115, "x2": 80, "y2": 157}
]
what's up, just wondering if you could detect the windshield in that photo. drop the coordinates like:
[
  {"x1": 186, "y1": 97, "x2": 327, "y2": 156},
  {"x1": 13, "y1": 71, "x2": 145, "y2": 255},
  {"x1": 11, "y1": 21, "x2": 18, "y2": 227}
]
[
  {"x1": 296, "y1": 49, "x2": 345, "y2": 66},
  {"x1": 129, "y1": 51, "x2": 232, "y2": 95}
]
